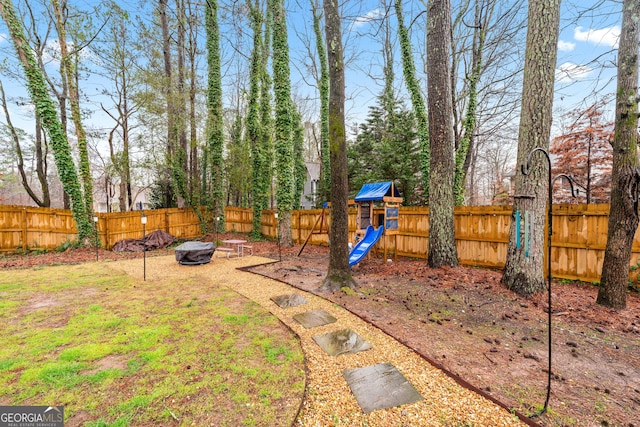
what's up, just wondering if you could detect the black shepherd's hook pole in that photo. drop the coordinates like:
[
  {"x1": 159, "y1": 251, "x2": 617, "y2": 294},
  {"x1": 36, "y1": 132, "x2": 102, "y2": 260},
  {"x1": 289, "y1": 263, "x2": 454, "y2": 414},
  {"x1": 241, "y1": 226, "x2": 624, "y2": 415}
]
[{"x1": 521, "y1": 148, "x2": 579, "y2": 418}]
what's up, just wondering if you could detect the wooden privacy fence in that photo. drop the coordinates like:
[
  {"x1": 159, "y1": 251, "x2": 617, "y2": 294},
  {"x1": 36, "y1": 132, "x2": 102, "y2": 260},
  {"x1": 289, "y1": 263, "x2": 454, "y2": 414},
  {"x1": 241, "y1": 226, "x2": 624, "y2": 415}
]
[
  {"x1": 271, "y1": 204, "x2": 636, "y2": 283},
  {"x1": 0, "y1": 206, "x2": 206, "y2": 251},
  {"x1": 1, "y1": 203, "x2": 638, "y2": 283}
]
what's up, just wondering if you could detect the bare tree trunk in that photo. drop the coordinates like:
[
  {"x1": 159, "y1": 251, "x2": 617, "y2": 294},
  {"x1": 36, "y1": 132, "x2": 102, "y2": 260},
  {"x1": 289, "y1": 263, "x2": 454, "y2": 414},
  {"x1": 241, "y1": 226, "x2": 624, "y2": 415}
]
[
  {"x1": 502, "y1": 0, "x2": 561, "y2": 296},
  {"x1": 188, "y1": 0, "x2": 199, "y2": 201},
  {"x1": 597, "y1": 0, "x2": 640, "y2": 309},
  {"x1": 159, "y1": 0, "x2": 177, "y2": 207},
  {"x1": 427, "y1": 0, "x2": 458, "y2": 267},
  {"x1": 319, "y1": 0, "x2": 355, "y2": 292}
]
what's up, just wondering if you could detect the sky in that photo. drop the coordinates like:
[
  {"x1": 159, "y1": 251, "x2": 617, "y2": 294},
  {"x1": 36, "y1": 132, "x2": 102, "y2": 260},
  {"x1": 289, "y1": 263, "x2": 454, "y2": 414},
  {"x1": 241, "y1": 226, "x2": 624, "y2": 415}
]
[{"x1": 0, "y1": 0, "x2": 627, "y2": 154}]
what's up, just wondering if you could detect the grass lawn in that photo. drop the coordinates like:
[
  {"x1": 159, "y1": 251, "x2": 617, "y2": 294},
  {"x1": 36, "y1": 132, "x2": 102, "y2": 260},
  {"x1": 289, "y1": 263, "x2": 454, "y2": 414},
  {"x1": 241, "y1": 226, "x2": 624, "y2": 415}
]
[{"x1": 0, "y1": 262, "x2": 305, "y2": 426}]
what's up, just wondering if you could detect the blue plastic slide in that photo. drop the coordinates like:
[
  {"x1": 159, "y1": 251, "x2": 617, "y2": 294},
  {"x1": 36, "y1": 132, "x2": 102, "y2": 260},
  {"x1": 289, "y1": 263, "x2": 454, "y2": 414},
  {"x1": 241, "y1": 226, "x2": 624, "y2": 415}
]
[{"x1": 349, "y1": 225, "x2": 384, "y2": 267}]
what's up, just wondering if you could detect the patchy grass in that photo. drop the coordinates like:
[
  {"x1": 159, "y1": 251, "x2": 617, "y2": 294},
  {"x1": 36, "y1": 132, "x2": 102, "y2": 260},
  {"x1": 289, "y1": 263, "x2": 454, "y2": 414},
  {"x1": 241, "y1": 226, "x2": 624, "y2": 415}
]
[{"x1": 0, "y1": 263, "x2": 304, "y2": 426}]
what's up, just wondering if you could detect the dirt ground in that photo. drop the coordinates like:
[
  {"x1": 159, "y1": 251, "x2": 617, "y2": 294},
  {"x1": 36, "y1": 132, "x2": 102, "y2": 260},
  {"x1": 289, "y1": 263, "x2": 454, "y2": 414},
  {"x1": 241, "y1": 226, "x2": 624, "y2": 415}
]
[{"x1": 2, "y1": 233, "x2": 640, "y2": 427}]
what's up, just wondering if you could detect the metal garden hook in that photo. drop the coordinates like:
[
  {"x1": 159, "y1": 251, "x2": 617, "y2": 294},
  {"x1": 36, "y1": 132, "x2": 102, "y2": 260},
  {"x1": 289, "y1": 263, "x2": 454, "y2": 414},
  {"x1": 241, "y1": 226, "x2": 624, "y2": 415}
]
[{"x1": 520, "y1": 148, "x2": 579, "y2": 418}]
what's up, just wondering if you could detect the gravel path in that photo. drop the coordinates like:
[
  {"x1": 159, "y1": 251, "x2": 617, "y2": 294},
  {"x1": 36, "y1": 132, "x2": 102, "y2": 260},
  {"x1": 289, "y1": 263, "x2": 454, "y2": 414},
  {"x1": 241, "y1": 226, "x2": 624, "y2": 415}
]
[{"x1": 115, "y1": 254, "x2": 528, "y2": 426}]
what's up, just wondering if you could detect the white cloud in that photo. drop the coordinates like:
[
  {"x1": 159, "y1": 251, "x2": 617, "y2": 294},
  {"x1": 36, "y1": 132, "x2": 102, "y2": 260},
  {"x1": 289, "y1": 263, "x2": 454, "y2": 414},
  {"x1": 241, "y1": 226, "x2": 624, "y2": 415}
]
[
  {"x1": 557, "y1": 40, "x2": 575, "y2": 52},
  {"x1": 574, "y1": 26, "x2": 620, "y2": 48},
  {"x1": 555, "y1": 62, "x2": 593, "y2": 82},
  {"x1": 556, "y1": 62, "x2": 593, "y2": 82},
  {"x1": 352, "y1": 9, "x2": 383, "y2": 29}
]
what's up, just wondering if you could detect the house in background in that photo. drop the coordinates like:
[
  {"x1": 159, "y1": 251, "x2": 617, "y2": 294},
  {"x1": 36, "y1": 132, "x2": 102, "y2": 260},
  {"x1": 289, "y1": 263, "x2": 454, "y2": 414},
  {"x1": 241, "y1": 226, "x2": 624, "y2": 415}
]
[
  {"x1": 300, "y1": 162, "x2": 320, "y2": 210},
  {"x1": 93, "y1": 184, "x2": 150, "y2": 213}
]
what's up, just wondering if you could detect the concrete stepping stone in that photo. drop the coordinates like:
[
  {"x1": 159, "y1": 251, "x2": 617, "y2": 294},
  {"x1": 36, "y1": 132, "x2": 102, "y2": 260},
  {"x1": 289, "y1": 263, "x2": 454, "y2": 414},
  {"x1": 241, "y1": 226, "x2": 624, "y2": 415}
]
[
  {"x1": 313, "y1": 328, "x2": 372, "y2": 356},
  {"x1": 292, "y1": 309, "x2": 337, "y2": 329},
  {"x1": 271, "y1": 294, "x2": 308, "y2": 308},
  {"x1": 342, "y1": 362, "x2": 424, "y2": 413}
]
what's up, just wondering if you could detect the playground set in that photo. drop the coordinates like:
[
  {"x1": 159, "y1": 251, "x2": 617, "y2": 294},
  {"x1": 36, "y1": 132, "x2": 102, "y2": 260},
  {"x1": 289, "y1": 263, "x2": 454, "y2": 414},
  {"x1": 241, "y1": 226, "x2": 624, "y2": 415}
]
[{"x1": 299, "y1": 181, "x2": 403, "y2": 267}]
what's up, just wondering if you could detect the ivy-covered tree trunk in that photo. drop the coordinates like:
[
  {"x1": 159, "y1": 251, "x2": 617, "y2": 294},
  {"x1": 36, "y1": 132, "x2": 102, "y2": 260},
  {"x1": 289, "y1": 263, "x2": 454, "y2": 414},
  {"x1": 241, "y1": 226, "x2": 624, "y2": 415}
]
[
  {"x1": 311, "y1": 0, "x2": 330, "y2": 205},
  {"x1": 205, "y1": 0, "x2": 225, "y2": 232},
  {"x1": 271, "y1": 0, "x2": 294, "y2": 246},
  {"x1": 319, "y1": 0, "x2": 355, "y2": 292},
  {"x1": 248, "y1": 0, "x2": 265, "y2": 237},
  {"x1": 426, "y1": 0, "x2": 458, "y2": 267},
  {"x1": 0, "y1": 0, "x2": 92, "y2": 241},
  {"x1": 258, "y1": 0, "x2": 274, "y2": 220},
  {"x1": 51, "y1": 0, "x2": 94, "y2": 224},
  {"x1": 395, "y1": 0, "x2": 429, "y2": 202},
  {"x1": 453, "y1": 0, "x2": 487, "y2": 206},
  {"x1": 597, "y1": 0, "x2": 640, "y2": 309},
  {"x1": 502, "y1": 0, "x2": 560, "y2": 296}
]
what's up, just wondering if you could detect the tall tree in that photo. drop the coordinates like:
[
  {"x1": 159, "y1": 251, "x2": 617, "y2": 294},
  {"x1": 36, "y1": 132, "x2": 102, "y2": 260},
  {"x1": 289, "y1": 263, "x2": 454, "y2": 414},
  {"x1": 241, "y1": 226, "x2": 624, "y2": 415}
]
[
  {"x1": 271, "y1": 0, "x2": 294, "y2": 246},
  {"x1": 502, "y1": 0, "x2": 561, "y2": 296},
  {"x1": 453, "y1": 0, "x2": 490, "y2": 206},
  {"x1": 95, "y1": 2, "x2": 137, "y2": 212},
  {"x1": 0, "y1": 0, "x2": 92, "y2": 241},
  {"x1": 205, "y1": 0, "x2": 225, "y2": 231},
  {"x1": 597, "y1": 0, "x2": 640, "y2": 309},
  {"x1": 187, "y1": 0, "x2": 200, "y2": 203},
  {"x1": 319, "y1": 0, "x2": 355, "y2": 292},
  {"x1": 426, "y1": 0, "x2": 458, "y2": 267},
  {"x1": 395, "y1": 0, "x2": 429, "y2": 202},
  {"x1": 51, "y1": 0, "x2": 93, "y2": 221},
  {"x1": 310, "y1": 0, "x2": 330, "y2": 205},
  {"x1": 258, "y1": 0, "x2": 274, "y2": 215},
  {"x1": 158, "y1": 0, "x2": 178, "y2": 208},
  {"x1": 247, "y1": 0, "x2": 265, "y2": 236}
]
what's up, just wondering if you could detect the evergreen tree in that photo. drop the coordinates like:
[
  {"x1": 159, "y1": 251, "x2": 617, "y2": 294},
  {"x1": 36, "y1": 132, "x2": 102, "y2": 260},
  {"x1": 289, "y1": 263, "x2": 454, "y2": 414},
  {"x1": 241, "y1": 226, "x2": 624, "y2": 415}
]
[{"x1": 348, "y1": 98, "x2": 420, "y2": 205}]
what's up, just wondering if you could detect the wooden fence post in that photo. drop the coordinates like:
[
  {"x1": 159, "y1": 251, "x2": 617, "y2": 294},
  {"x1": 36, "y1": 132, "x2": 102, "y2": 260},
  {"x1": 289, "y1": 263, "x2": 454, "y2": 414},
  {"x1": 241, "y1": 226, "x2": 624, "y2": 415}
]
[{"x1": 21, "y1": 208, "x2": 27, "y2": 251}]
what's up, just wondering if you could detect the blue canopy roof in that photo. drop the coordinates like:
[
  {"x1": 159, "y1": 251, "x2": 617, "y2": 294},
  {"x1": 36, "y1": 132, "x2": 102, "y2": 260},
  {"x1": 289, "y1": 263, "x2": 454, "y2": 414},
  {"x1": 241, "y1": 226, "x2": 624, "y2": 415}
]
[{"x1": 354, "y1": 181, "x2": 401, "y2": 202}]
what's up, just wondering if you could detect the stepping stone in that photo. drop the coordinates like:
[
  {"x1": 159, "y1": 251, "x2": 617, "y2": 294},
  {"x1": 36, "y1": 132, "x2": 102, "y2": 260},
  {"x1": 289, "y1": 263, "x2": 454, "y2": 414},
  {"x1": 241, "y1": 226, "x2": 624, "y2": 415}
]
[
  {"x1": 313, "y1": 329, "x2": 372, "y2": 356},
  {"x1": 292, "y1": 309, "x2": 337, "y2": 329},
  {"x1": 342, "y1": 362, "x2": 424, "y2": 413},
  {"x1": 271, "y1": 294, "x2": 308, "y2": 308}
]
